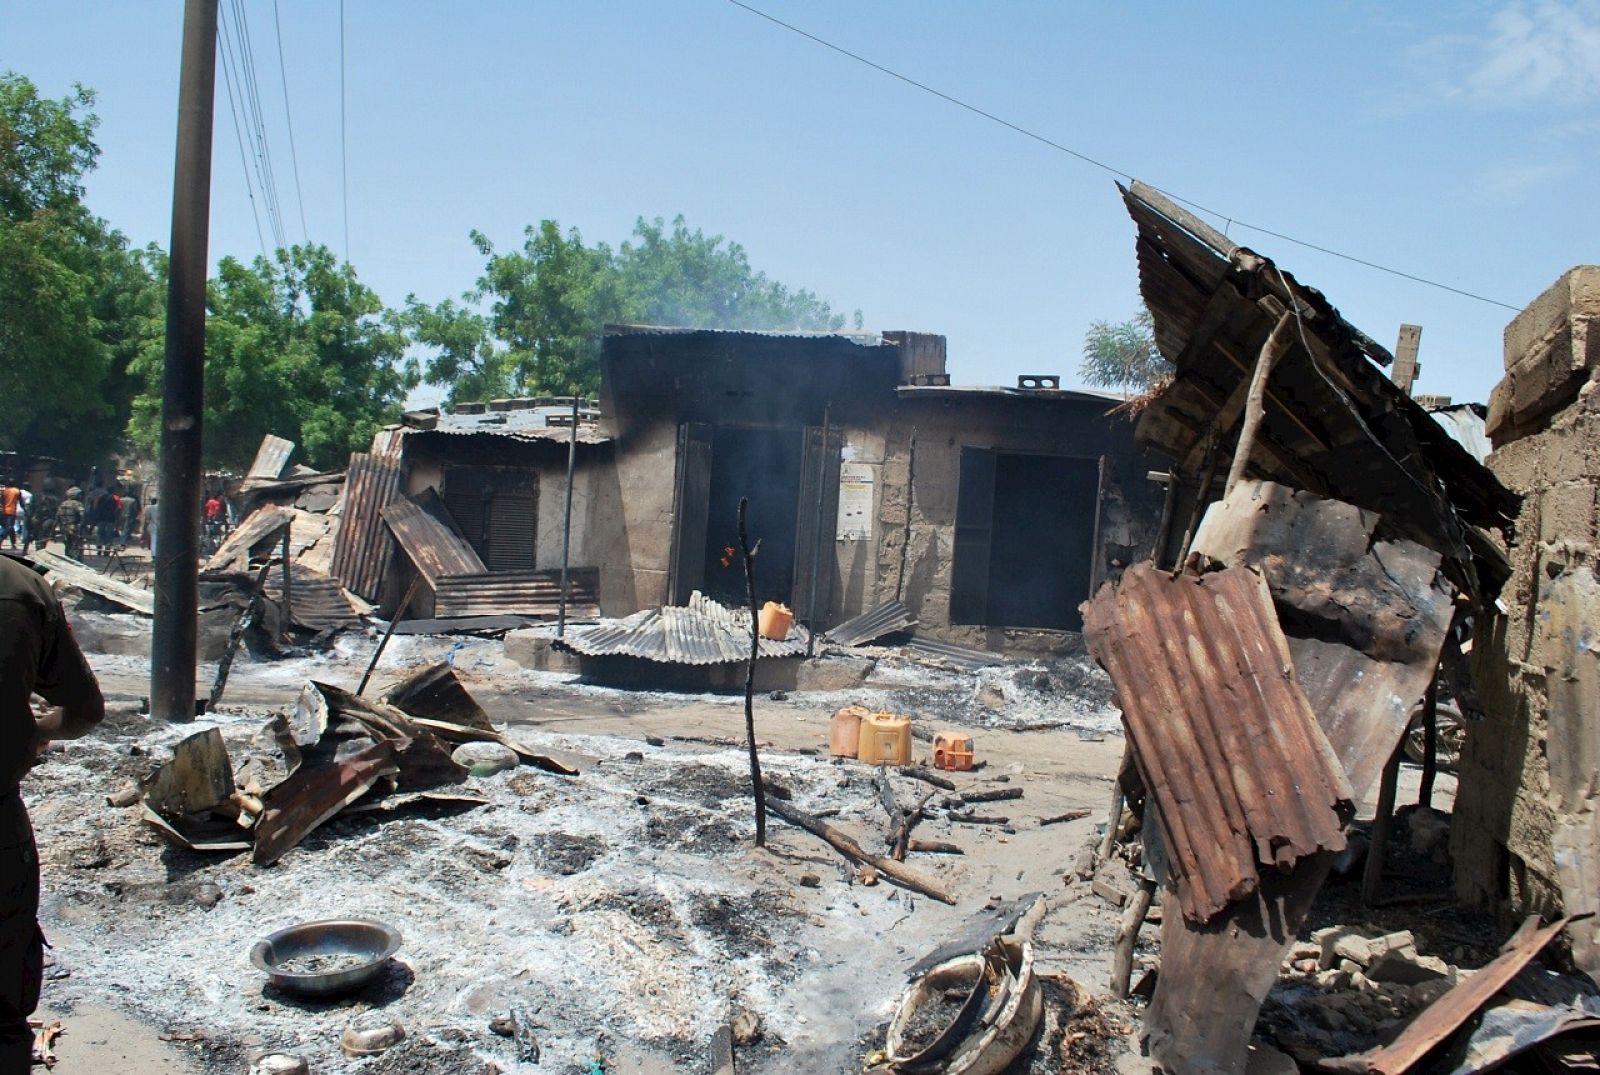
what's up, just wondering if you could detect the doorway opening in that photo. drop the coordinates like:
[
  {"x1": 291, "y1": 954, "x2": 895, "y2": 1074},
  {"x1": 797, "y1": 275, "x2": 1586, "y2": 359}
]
[
  {"x1": 950, "y1": 449, "x2": 1101, "y2": 631},
  {"x1": 699, "y1": 427, "x2": 803, "y2": 608}
]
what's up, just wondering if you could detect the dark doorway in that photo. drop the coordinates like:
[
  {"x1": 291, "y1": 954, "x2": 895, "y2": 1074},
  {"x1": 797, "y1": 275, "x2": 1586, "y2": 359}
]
[
  {"x1": 950, "y1": 449, "x2": 1100, "y2": 631},
  {"x1": 698, "y1": 426, "x2": 803, "y2": 607},
  {"x1": 443, "y1": 465, "x2": 537, "y2": 571}
]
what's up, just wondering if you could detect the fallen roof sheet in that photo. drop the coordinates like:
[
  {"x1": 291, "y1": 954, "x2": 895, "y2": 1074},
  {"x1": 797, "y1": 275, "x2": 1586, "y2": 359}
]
[
  {"x1": 329, "y1": 451, "x2": 403, "y2": 602},
  {"x1": 558, "y1": 591, "x2": 810, "y2": 665},
  {"x1": 30, "y1": 548, "x2": 156, "y2": 615},
  {"x1": 1191, "y1": 480, "x2": 1456, "y2": 802},
  {"x1": 1122, "y1": 181, "x2": 1519, "y2": 585},
  {"x1": 382, "y1": 490, "x2": 485, "y2": 585},
  {"x1": 1083, "y1": 561, "x2": 1351, "y2": 924},
  {"x1": 902, "y1": 636, "x2": 1006, "y2": 671},
  {"x1": 204, "y1": 506, "x2": 292, "y2": 574},
  {"x1": 263, "y1": 563, "x2": 364, "y2": 632},
  {"x1": 246, "y1": 434, "x2": 295, "y2": 480},
  {"x1": 432, "y1": 568, "x2": 599, "y2": 620},
  {"x1": 823, "y1": 599, "x2": 916, "y2": 647}
]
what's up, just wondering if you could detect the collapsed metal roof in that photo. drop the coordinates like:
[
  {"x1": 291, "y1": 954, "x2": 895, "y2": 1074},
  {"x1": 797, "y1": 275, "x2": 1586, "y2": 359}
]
[
  {"x1": 1122, "y1": 181, "x2": 1519, "y2": 587},
  {"x1": 557, "y1": 591, "x2": 810, "y2": 665}
]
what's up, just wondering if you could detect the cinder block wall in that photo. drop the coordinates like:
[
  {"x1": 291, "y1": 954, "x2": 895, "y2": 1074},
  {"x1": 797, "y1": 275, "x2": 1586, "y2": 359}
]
[{"x1": 1454, "y1": 266, "x2": 1600, "y2": 924}]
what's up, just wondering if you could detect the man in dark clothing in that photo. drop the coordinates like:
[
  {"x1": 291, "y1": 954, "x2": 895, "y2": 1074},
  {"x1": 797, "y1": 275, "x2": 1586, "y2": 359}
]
[
  {"x1": 53, "y1": 490, "x2": 84, "y2": 561},
  {"x1": 0, "y1": 554, "x2": 103, "y2": 1067}
]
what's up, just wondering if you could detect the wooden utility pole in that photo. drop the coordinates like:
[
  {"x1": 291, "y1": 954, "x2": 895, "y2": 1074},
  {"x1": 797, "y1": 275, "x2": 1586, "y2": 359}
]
[{"x1": 151, "y1": 0, "x2": 218, "y2": 722}]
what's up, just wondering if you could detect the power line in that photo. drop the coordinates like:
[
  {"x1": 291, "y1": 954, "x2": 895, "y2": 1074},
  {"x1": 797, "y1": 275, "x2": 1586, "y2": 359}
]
[
  {"x1": 219, "y1": 0, "x2": 286, "y2": 251},
  {"x1": 339, "y1": 0, "x2": 350, "y2": 264},
  {"x1": 229, "y1": 0, "x2": 288, "y2": 250},
  {"x1": 215, "y1": 4, "x2": 269, "y2": 261},
  {"x1": 724, "y1": 0, "x2": 1521, "y2": 312},
  {"x1": 270, "y1": 0, "x2": 310, "y2": 243}
]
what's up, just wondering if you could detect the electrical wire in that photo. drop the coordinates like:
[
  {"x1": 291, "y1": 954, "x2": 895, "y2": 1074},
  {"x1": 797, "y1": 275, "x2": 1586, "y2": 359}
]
[
  {"x1": 271, "y1": 0, "x2": 310, "y2": 244},
  {"x1": 230, "y1": 0, "x2": 287, "y2": 250},
  {"x1": 216, "y1": 4, "x2": 269, "y2": 262},
  {"x1": 724, "y1": 0, "x2": 1521, "y2": 312},
  {"x1": 220, "y1": 0, "x2": 286, "y2": 251}
]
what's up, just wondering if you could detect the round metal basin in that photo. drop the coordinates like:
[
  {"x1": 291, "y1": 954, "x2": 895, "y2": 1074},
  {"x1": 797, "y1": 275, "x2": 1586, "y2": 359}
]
[{"x1": 250, "y1": 918, "x2": 401, "y2": 998}]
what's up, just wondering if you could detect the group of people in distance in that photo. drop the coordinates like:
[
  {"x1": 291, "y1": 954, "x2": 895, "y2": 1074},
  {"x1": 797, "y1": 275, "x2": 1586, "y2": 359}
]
[{"x1": 0, "y1": 480, "x2": 158, "y2": 560}]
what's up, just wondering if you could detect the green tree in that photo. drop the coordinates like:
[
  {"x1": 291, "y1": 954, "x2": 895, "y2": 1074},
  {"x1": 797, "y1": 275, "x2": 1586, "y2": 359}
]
[
  {"x1": 128, "y1": 244, "x2": 418, "y2": 471},
  {"x1": 0, "y1": 72, "x2": 160, "y2": 460},
  {"x1": 413, "y1": 214, "x2": 858, "y2": 402},
  {"x1": 1079, "y1": 309, "x2": 1172, "y2": 394}
]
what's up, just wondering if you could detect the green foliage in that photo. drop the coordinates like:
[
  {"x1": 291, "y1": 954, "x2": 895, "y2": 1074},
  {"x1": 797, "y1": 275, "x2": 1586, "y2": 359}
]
[
  {"x1": 412, "y1": 215, "x2": 857, "y2": 402},
  {"x1": 1079, "y1": 309, "x2": 1172, "y2": 393},
  {"x1": 128, "y1": 245, "x2": 418, "y2": 471},
  {"x1": 0, "y1": 72, "x2": 161, "y2": 461}
]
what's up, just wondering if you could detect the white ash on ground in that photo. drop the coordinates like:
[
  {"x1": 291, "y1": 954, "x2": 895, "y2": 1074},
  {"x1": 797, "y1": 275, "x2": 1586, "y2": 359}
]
[{"x1": 30, "y1": 704, "x2": 1074, "y2": 1074}]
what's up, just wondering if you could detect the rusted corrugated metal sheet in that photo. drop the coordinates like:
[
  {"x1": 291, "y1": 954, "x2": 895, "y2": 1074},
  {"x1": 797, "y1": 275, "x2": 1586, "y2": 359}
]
[
  {"x1": 30, "y1": 548, "x2": 156, "y2": 615},
  {"x1": 1082, "y1": 561, "x2": 1350, "y2": 924},
  {"x1": 1191, "y1": 480, "x2": 1456, "y2": 802},
  {"x1": 432, "y1": 568, "x2": 599, "y2": 619},
  {"x1": 329, "y1": 452, "x2": 403, "y2": 601},
  {"x1": 824, "y1": 599, "x2": 916, "y2": 647},
  {"x1": 246, "y1": 434, "x2": 295, "y2": 480},
  {"x1": 381, "y1": 494, "x2": 485, "y2": 584},
  {"x1": 559, "y1": 591, "x2": 809, "y2": 665},
  {"x1": 1121, "y1": 181, "x2": 1519, "y2": 593},
  {"x1": 204, "y1": 506, "x2": 292, "y2": 573},
  {"x1": 263, "y1": 563, "x2": 363, "y2": 632}
]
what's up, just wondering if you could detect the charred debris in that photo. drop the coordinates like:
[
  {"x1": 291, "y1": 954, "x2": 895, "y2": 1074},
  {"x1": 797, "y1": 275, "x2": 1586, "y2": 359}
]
[{"x1": 22, "y1": 186, "x2": 1600, "y2": 1074}]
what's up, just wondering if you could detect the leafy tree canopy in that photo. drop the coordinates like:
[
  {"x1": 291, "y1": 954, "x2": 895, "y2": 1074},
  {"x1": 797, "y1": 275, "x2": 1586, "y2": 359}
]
[
  {"x1": 1079, "y1": 308, "x2": 1172, "y2": 394},
  {"x1": 408, "y1": 215, "x2": 858, "y2": 404},
  {"x1": 0, "y1": 72, "x2": 161, "y2": 461},
  {"x1": 128, "y1": 244, "x2": 418, "y2": 471}
]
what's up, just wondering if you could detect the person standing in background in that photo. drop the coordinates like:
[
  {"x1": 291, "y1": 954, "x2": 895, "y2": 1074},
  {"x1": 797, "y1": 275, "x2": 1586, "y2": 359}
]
[
  {"x1": 116, "y1": 490, "x2": 139, "y2": 550},
  {"x1": 0, "y1": 483, "x2": 20, "y2": 551}
]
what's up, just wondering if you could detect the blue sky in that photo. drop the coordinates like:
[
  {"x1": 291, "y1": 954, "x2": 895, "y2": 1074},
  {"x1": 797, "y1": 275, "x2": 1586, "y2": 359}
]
[{"x1": 5, "y1": 1, "x2": 1597, "y2": 406}]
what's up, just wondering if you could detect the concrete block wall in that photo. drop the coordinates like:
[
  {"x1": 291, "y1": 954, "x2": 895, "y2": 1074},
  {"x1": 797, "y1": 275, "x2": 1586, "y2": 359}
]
[{"x1": 1455, "y1": 267, "x2": 1600, "y2": 947}]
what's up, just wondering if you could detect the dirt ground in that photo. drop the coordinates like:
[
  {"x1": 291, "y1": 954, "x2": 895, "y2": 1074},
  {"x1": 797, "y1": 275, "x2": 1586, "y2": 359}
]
[{"x1": 28, "y1": 610, "x2": 1152, "y2": 1074}]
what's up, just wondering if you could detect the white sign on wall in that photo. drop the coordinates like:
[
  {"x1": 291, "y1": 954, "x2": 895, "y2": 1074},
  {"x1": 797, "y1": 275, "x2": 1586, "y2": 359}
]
[{"x1": 837, "y1": 462, "x2": 875, "y2": 541}]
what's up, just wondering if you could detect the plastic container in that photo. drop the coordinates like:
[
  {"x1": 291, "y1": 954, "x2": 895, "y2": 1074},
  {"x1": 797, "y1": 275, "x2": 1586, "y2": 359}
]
[
  {"x1": 932, "y1": 731, "x2": 976, "y2": 772},
  {"x1": 858, "y1": 712, "x2": 913, "y2": 766},
  {"x1": 757, "y1": 601, "x2": 793, "y2": 641},
  {"x1": 829, "y1": 705, "x2": 868, "y2": 757}
]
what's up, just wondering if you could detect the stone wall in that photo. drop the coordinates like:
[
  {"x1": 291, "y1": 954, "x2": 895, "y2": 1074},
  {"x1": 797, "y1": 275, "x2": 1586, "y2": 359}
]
[{"x1": 1454, "y1": 267, "x2": 1600, "y2": 975}]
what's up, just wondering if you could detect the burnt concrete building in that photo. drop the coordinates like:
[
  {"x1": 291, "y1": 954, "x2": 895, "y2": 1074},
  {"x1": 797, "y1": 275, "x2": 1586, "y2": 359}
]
[{"x1": 595, "y1": 325, "x2": 1164, "y2": 652}]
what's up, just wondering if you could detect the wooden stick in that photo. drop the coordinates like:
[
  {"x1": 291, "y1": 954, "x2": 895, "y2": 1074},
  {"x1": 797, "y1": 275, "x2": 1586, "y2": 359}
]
[
  {"x1": 1040, "y1": 809, "x2": 1092, "y2": 827},
  {"x1": 1363, "y1": 740, "x2": 1404, "y2": 905},
  {"x1": 1418, "y1": 675, "x2": 1440, "y2": 809},
  {"x1": 1110, "y1": 876, "x2": 1157, "y2": 999},
  {"x1": 948, "y1": 812, "x2": 1010, "y2": 826},
  {"x1": 1097, "y1": 745, "x2": 1130, "y2": 863},
  {"x1": 208, "y1": 560, "x2": 273, "y2": 709},
  {"x1": 1223, "y1": 310, "x2": 1296, "y2": 498},
  {"x1": 959, "y1": 787, "x2": 1023, "y2": 805},
  {"x1": 738, "y1": 497, "x2": 767, "y2": 847},
  {"x1": 891, "y1": 791, "x2": 936, "y2": 861},
  {"x1": 358, "y1": 573, "x2": 422, "y2": 696},
  {"x1": 907, "y1": 839, "x2": 964, "y2": 856},
  {"x1": 902, "y1": 767, "x2": 956, "y2": 791},
  {"x1": 764, "y1": 795, "x2": 956, "y2": 904}
]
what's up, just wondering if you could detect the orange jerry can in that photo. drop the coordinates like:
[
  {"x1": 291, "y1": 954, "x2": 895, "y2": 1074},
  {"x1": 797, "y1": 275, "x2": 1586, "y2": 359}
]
[
  {"x1": 858, "y1": 713, "x2": 913, "y2": 766},
  {"x1": 758, "y1": 601, "x2": 793, "y2": 640},
  {"x1": 829, "y1": 705, "x2": 868, "y2": 758},
  {"x1": 931, "y1": 731, "x2": 975, "y2": 772}
]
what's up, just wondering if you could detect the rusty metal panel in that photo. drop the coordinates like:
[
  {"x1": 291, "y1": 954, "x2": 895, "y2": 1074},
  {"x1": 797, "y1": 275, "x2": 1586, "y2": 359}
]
[
  {"x1": 1082, "y1": 562, "x2": 1350, "y2": 924},
  {"x1": 381, "y1": 494, "x2": 486, "y2": 584},
  {"x1": 432, "y1": 568, "x2": 599, "y2": 619},
  {"x1": 329, "y1": 452, "x2": 403, "y2": 601},
  {"x1": 204, "y1": 506, "x2": 292, "y2": 573},
  {"x1": 246, "y1": 434, "x2": 295, "y2": 480},
  {"x1": 1191, "y1": 480, "x2": 1456, "y2": 801},
  {"x1": 263, "y1": 563, "x2": 362, "y2": 631}
]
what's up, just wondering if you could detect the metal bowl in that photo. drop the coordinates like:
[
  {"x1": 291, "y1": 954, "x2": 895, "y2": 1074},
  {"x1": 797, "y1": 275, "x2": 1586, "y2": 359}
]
[{"x1": 250, "y1": 918, "x2": 402, "y2": 997}]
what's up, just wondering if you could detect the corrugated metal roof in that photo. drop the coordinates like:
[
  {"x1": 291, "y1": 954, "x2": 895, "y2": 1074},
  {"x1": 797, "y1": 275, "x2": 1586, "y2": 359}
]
[
  {"x1": 420, "y1": 405, "x2": 611, "y2": 445},
  {"x1": 433, "y1": 568, "x2": 599, "y2": 619},
  {"x1": 896, "y1": 385, "x2": 1124, "y2": 405},
  {"x1": 264, "y1": 562, "x2": 363, "y2": 631},
  {"x1": 602, "y1": 323, "x2": 888, "y2": 346},
  {"x1": 902, "y1": 636, "x2": 1006, "y2": 670},
  {"x1": 30, "y1": 548, "x2": 156, "y2": 615},
  {"x1": 1083, "y1": 561, "x2": 1352, "y2": 924},
  {"x1": 381, "y1": 493, "x2": 485, "y2": 584},
  {"x1": 825, "y1": 599, "x2": 916, "y2": 647},
  {"x1": 558, "y1": 591, "x2": 810, "y2": 665},
  {"x1": 204, "y1": 506, "x2": 292, "y2": 573},
  {"x1": 247, "y1": 434, "x2": 295, "y2": 480},
  {"x1": 1122, "y1": 181, "x2": 1519, "y2": 587},
  {"x1": 1429, "y1": 404, "x2": 1491, "y2": 463},
  {"x1": 329, "y1": 452, "x2": 403, "y2": 602}
]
